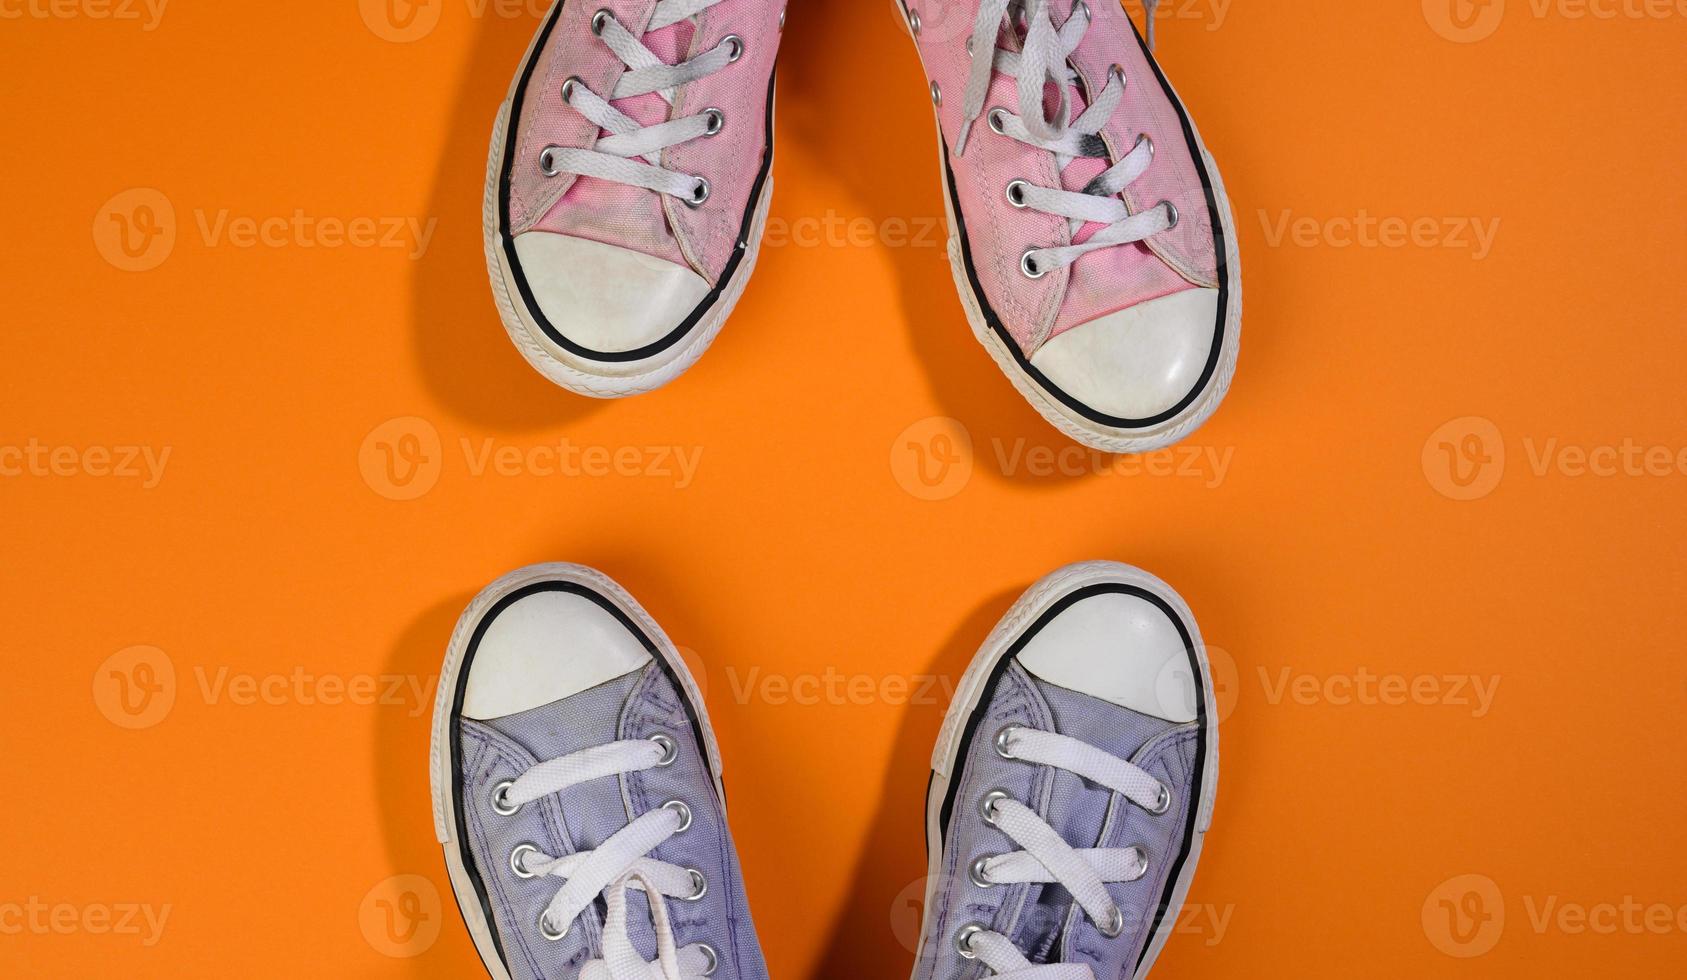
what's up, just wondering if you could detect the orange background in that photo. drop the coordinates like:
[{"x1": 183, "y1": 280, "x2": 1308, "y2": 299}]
[{"x1": 3, "y1": 0, "x2": 1686, "y2": 977}]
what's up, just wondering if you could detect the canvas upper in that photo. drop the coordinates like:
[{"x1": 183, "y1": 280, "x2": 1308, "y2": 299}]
[
  {"x1": 909, "y1": 0, "x2": 1235, "y2": 426},
  {"x1": 495, "y1": 0, "x2": 782, "y2": 363},
  {"x1": 441, "y1": 574, "x2": 767, "y2": 980},
  {"x1": 913, "y1": 563, "x2": 1218, "y2": 980}
]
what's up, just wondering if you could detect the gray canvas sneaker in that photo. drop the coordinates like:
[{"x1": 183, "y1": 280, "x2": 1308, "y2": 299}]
[
  {"x1": 912, "y1": 561, "x2": 1219, "y2": 980},
  {"x1": 430, "y1": 563, "x2": 767, "y2": 980}
]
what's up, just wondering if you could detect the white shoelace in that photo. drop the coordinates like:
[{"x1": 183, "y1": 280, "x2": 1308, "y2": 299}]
[
  {"x1": 954, "y1": 0, "x2": 1174, "y2": 278},
  {"x1": 495, "y1": 736, "x2": 716, "y2": 980},
  {"x1": 540, "y1": 0, "x2": 738, "y2": 207},
  {"x1": 959, "y1": 724, "x2": 1169, "y2": 980}
]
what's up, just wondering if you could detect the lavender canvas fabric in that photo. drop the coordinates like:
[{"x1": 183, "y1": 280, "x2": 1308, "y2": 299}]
[
  {"x1": 457, "y1": 663, "x2": 767, "y2": 980},
  {"x1": 916, "y1": 662, "x2": 1200, "y2": 980}
]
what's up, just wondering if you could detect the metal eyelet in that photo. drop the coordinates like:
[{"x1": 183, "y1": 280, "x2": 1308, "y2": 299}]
[
  {"x1": 955, "y1": 923, "x2": 987, "y2": 958},
  {"x1": 510, "y1": 843, "x2": 541, "y2": 879},
  {"x1": 698, "y1": 943, "x2": 719, "y2": 976},
  {"x1": 683, "y1": 868, "x2": 708, "y2": 901},
  {"x1": 1135, "y1": 132, "x2": 1154, "y2": 160},
  {"x1": 539, "y1": 912, "x2": 569, "y2": 941},
  {"x1": 1004, "y1": 181, "x2": 1030, "y2": 209},
  {"x1": 1109, "y1": 63, "x2": 1126, "y2": 89},
  {"x1": 685, "y1": 177, "x2": 711, "y2": 208},
  {"x1": 968, "y1": 855, "x2": 997, "y2": 888},
  {"x1": 1128, "y1": 846, "x2": 1151, "y2": 880},
  {"x1": 591, "y1": 8, "x2": 613, "y2": 35},
  {"x1": 491, "y1": 780, "x2": 522, "y2": 815},
  {"x1": 778, "y1": 6, "x2": 786, "y2": 31},
  {"x1": 701, "y1": 108, "x2": 725, "y2": 136},
  {"x1": 722, "y1": 34, "x2": 744, "y2": 62},
  {"x1": 929, "y1": 80, "x2": 942, "y2": 106},
  {"x1": 561, "y1": 75, "x2": 583, "y2": 103},
  {"x1": 1158, "y1": 201, "x2": 1179, "y2": 231},
  {"x1": 1019, "y1": 249, "x2": 1048, "y2": 280},
  {"x1": 987, "y1": 107, "x2": 1009, "y2": 135},
  {"x1": 979, "y1": 788, "x2": 1012, "y2": 826},
  {"x1": 1071, "y1": 0, "x2": 1091, "y2": 24},
  {"x1": 965, "y1": 34, "x2": 975, "y2": 55},
  {"x1": 649, "y1": 733, "x2": 679, "y2": 766},
  {"x1": 1147, "y1": 782, "x2": 1173, "y2": 814},
  {"x1": 538, "y1": 147, "x2": 563, "y2": 178},
  {"x1": 993, "y1": 724, "x2": 1023, "y2": 757},
  {"x1": 663, "y1": 799, "x2": 694, "y2": 832},
  {"x1": 909, "y1": 9, "x2": 922, "y2": 35},
  {"x1": 1098, "y1": 906, "x2": 1125, "y2": 938}
]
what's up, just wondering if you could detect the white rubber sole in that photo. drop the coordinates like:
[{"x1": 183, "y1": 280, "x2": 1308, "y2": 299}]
[
  {"x1": 914, "y1": 560, "x2": 1220, "y2": 980},
  {"x1": 482, "y1": 8, "x2": 775, "y2": 399},
  {"x1": 897, "y1": 2, "x2": 1242, "y2": 454},
  {"x1": 428, "y1": 562, "x2": 725, "y2": 979}
]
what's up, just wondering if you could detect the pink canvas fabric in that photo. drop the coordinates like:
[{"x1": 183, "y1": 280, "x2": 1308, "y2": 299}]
[
  {"x1": 507, "y1": 0, "x2": 781, "y2": 284},
  {"x1": 914, "y1": 0, "x2": 1218, "y2": 353}
]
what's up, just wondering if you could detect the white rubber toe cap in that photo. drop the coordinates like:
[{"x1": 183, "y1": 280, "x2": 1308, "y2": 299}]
[
  {"x1": 1016, "y1": 592, "x2": 1196, "y2": 723},
  {"x1": 461, "y1": 590, "x2": 653, "y2": 721},
  {"x1": 1030, "y1": 287, "x2": 1220, "y2": 420},
  {"x1": 513, "y1": 231, "x2": 711, "y2": 355}
]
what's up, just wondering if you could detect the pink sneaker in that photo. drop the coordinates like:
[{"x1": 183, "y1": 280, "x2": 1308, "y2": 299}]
[
  {"x1": 485, "y1": 1, "x2": 784, "y2": 397},
  {"x1": 899, "y1": 0, "x2": 1241, "y2": 452}
]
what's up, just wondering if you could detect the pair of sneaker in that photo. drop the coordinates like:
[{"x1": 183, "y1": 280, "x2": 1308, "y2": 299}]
[
  {"x1": 430, "y1": 561, "x2": 1219, "y2": 979},
  {"x1": 487, "y1": 0, "x2": 1240, "y2": 453}
]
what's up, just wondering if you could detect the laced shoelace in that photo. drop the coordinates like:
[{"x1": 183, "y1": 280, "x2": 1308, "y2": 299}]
[
  {"x1": 957, "y1": 724, "x2": 1171, "y2": 979},
  {"x1": 539, "y1": 0, "x2": 740, "y2": 209},
  {"x1": 953, "y1": 0, "x2": 1175, "y2": 279},
  {"x1": 492, "y1": 735, "x2": 718, "y2": 980}
]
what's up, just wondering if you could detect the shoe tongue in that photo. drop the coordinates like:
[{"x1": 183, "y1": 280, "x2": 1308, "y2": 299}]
[
  {"x1": 544, "y1": 15, "x2": 695, "y2": 267},
  {"x1": 477, "y1": 664, "x2": 673, "y2": 965},
  {"x1": 1054, "y1": 75, "x2": 1109, "y2": 245},
  {"x1": 1013, "y1": 3, "x2": 1110, "y2": 243},
  {"x1": 622, "y1": 16, "x2": 693, "y2": 126},
  {"x1": 1012, "y1": 677, "x2": 1174, "y2": 961},
  {"x1": 478, "y1": 667, "x2": 646, "y2": 850},
  {"x1": 1001, "y1": 6, "x2": 1108, "y2": 215}
]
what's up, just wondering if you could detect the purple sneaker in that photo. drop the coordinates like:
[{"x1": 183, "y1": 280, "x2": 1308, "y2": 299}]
[
  {"x1": 431, "y1": 564, "x2": 767, "y2": 980},
  {"x1": 913, "y1": 561, "x2": 1220, "y2": 979},
  {"x1": 899, "y1": 1, "x2": 1241, "y2": 452},
  {"x1": 485, "y1": 2, "x2": 785, "y2": 397}
]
